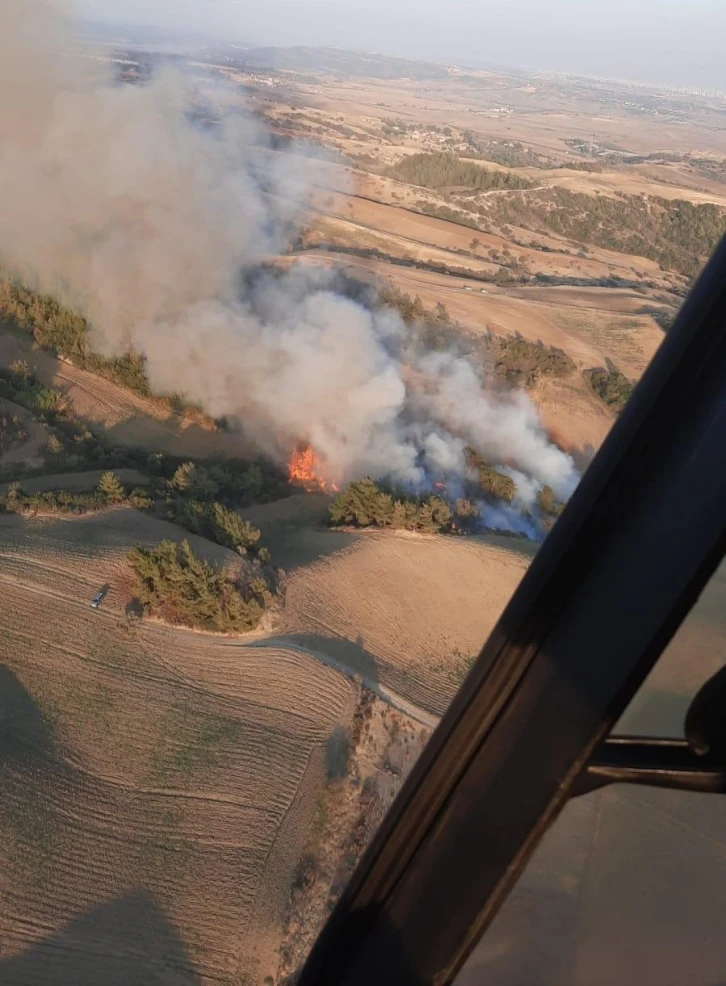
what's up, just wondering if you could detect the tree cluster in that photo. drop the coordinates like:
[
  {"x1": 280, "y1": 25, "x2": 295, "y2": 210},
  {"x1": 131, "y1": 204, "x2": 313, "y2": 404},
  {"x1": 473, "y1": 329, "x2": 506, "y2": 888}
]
[
  {"x1": 480, "y1": 187, "x2": 726, "y2": 277},
  {"x1": 328, "y1": 461, "x2": 534, "y2": 537},
  {"x1": 585, "y1": 360, "x2": 635, "y2": 412},
  {"x1": 1, "y1": 472, "x2": 150, "y2": 517},
  {"x1": 128, "y1": 539, "x2": 269, "y2": 633},
  {"x1": 0, "y1": 277, "x2": 217, "y2": 425},
  {"x1": 0, "y1": 361, "x2": 66, "y2": 418},
  {"x1": 0, "y1": 279, "x2": 151, "y2": 395},
  {"x1": 329, "y1": 478, "x2": 453, "y2": 533},
  {"x1": 464, "y1": 448, "x2": 516, "y2": 503},
  {"x1": 388, "y1": 152, "x2": 533, "y2": 192},
  {"x1": 462, "y1": 136, "x2": 553, "y2": 169},
  {"x1": 493, "y1": 334, "x2": 576, "y2": 387},
  {"x1": 168, "y1": 498, "x2": 264, "y2": 558}
]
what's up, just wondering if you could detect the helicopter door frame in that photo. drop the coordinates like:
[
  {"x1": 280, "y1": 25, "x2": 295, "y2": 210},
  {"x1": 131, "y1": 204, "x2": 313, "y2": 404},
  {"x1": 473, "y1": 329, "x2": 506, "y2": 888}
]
[{"x1": 297, "y1": 236, "x2": 726, "y2": 986}]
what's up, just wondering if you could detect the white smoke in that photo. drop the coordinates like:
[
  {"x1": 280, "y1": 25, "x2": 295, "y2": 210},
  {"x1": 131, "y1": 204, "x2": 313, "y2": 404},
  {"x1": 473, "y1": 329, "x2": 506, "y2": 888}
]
[{"x1": 0, "y1": 0, "x2": 579, "y2": 533}]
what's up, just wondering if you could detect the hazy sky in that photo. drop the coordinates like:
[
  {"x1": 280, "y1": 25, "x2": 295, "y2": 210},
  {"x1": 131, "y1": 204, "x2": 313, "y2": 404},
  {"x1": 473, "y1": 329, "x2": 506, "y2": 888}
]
[{"x1": 79, "y1": 0, "x2": 725, "y2": 90}]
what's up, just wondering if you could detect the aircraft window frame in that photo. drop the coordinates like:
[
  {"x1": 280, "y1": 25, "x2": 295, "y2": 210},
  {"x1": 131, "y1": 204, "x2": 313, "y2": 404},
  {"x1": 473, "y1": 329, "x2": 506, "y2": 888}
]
[{"x1": 296, "y1": 236, "x2": 726, "y2": 986}]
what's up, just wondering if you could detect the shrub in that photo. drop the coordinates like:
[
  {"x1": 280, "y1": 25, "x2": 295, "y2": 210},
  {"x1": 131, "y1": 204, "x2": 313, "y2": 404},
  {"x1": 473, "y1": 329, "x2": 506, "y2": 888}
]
[
  {"x1": 46, "y1": 433, "x2": 63, "y2": 455},
  {"x1": 128, "y1": 487, "x2": 153, "y2": 509},
  {"x1": 0, "y1": 412, "x2": 27, "y2": 451},
  {"x1": 128, "y1": 539, "x2": 266, "y2": 632}
]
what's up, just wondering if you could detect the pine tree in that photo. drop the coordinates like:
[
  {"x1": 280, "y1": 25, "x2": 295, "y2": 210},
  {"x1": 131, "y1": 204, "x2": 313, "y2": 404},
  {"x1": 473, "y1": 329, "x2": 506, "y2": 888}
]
[
  {"x1": 210, "y1": 503, "x2": 261, "y2": 554},
  {"x1": 97, "y1": 471, "x2": 125, "y2": 503},
  {"x1": 171, "y1": 461, "x2": 219, "y2": 499}
]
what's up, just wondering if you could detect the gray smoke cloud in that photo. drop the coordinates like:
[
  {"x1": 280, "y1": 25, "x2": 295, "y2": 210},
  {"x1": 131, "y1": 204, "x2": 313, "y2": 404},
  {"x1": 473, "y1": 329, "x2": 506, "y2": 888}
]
[{"x1": 0, "y1": 0, "x2": 579, "y2": 529}]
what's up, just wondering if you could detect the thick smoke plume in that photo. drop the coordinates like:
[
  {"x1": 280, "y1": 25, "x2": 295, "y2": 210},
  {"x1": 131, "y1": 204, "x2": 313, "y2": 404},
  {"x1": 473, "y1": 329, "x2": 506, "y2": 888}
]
[{"x1": 0, "y1": 0, "x2": 579, "y2": 532}]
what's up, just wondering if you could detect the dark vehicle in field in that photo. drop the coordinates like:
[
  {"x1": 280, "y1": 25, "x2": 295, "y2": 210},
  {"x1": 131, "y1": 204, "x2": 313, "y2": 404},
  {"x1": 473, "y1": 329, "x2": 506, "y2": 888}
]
[{"x1": 90, "y1": 585, "x2": 110, "y2": 609}]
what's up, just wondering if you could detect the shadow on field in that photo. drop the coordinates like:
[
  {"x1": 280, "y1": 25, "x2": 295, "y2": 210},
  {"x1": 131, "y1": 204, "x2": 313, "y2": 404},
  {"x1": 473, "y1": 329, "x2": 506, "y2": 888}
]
[
  {"x1": 262, "y1": 528, "x2": 360, "y2": 573},
  {"x1": 0, "y1": 889, "x2": 201, "y2": 986},
  {"x1": 0, "y1": 664, "x2": 56, "y2": 762},
  {"x1": 269, "y1": 632, "x2": 380, "y2": 690}
]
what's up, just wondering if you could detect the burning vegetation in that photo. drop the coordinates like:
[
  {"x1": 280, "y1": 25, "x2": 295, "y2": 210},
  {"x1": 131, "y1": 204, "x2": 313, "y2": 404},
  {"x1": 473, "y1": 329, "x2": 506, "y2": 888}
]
[
  {"x1": 327, "y1": 465, "x2": 566, "y2": 540},
  {"x1": 288, "y1": 443, "x2": 339, "y2": 494}
]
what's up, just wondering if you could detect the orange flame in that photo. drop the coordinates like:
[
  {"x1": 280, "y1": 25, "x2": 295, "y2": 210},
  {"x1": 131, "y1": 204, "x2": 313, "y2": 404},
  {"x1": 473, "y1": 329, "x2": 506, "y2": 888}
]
[{"x1": 287, "y1": 443, "x2": 339, "y2": 493}]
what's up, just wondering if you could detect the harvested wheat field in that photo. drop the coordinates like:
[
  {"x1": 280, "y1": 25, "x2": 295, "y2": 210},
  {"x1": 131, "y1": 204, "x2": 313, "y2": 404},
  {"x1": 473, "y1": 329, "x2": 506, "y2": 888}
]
[
  {"x1": 281, "y1": 530, "x2": 536, "y2": 717},
  {"x1": 0, "y1": 511, "x2": 356, "y2": 985}
]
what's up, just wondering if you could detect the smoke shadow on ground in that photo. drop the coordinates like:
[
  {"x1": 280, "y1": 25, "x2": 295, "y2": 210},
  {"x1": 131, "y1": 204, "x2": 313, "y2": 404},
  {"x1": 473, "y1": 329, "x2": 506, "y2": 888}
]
[
  {"x1": 0, "y1": 663, "x2": 79, "y2": 835},
  {"x1": 239, "y1": 494, "x2": 362, "y2": 572},
  {"x1": 0, "y1": 889, "x2": 201, "y2": 986},
  {"x1": 102, "y1": 416, "x2": 258, "y2": 461}
]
